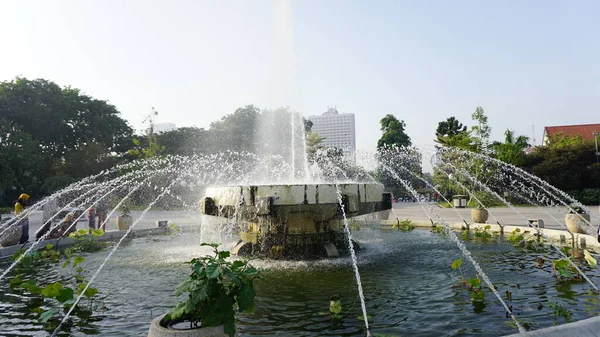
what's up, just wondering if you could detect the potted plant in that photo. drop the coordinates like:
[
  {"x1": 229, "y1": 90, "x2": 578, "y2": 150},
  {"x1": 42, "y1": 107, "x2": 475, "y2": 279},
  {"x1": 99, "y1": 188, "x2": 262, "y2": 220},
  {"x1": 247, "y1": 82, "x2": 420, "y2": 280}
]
[
  {"x1": 565, "y1": 204, "x2": 589, "y2": 234},
  {"x1": 471, "y1": 205, "x2": 489, "y2": 224},
  {"x1": 148, "y1": 243, "x2": 261, "y2": 337},
  {"x1": 470, "y1": 191, "x2": 492, "y2": 224},
  {"x1": 116, "y1": 202, "x2": 133, "y2": 231}
]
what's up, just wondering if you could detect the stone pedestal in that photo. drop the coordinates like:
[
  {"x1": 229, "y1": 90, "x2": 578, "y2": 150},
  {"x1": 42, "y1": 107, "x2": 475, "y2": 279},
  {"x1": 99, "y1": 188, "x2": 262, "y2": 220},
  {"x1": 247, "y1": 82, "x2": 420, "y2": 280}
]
[{"x1": 201, "y1": 183, "x2": 391, "y2": 259}]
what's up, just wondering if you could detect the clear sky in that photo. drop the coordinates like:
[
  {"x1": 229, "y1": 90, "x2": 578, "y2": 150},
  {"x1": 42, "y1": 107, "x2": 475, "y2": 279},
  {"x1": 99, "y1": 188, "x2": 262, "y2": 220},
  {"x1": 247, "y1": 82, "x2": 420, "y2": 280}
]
[{"x1": 1, "y1": 0, "x2": 598, "y2": 153}]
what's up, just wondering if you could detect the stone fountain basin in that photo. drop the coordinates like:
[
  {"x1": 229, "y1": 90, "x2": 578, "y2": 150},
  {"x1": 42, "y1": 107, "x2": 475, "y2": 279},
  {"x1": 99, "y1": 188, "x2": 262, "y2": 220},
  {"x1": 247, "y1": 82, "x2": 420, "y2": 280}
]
[
  {"x1": 1, "y1": 226, "x2": 598, "y2": 336},
  {"x1": 201, "y1": 183, "x2": 392, "y2": 219}
]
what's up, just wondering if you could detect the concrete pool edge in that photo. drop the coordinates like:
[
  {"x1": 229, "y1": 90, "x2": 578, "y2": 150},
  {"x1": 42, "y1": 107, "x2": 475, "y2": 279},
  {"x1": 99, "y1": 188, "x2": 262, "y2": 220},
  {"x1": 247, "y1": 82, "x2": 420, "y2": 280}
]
[
  {"x1": 503, "y1": 315, "x2": 600, "y2": 337},
  {"x1": 379, "y1": 219, "x2": 600, "y2": 250}
]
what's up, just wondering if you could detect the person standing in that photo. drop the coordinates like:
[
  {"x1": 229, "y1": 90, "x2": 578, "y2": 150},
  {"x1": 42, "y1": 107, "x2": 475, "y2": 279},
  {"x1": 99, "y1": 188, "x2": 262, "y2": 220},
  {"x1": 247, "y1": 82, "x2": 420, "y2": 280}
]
[
  {"x1": 14, "y1": 193, "x2": 30, "y2": 244},
  {"x1": 96, "y1": 199, "x2": 108, "y2": 231},
  {"x1": 88, "y1": 206, "x2": 96, "y2": 232}
]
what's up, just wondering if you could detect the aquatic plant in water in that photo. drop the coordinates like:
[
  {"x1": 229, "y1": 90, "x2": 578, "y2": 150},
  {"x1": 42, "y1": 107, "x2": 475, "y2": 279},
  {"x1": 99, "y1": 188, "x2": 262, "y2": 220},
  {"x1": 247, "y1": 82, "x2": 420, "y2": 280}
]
[
  {"x1": 392, "y1": 219, "x2": 415, "y2": 231},
  {"x1": 552, "y1": 258, "x2": 582, "y2": 282},
  {"x1": 462, "y1": 225, "x2": 494, "y2": 241},
  {"x1": 549, "y1": 301, "x2": 573, "y2": 325},
  {"x1": 68, "y1": 229, "x2": 106, "y2": 253},
  {"x1": 9, "y1": 243, "x2": 101, "y2": 329},
  {"x1": 451, "y1": 258, "x2": 486, "y2": 303}
]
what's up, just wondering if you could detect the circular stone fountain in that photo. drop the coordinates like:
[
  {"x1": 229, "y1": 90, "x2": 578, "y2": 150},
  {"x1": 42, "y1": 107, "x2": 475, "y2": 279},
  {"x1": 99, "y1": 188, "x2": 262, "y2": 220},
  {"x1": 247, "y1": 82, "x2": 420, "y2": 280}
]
[{"x1": 201, "y1": 183, "x2": 392, "y2": 259}]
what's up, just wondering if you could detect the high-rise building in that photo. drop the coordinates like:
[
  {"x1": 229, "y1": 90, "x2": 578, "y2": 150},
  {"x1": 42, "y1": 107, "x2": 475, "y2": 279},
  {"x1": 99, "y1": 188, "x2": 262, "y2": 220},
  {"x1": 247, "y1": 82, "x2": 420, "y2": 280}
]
[
  {"x1": 153, "y1": 122, "x2": 177, "y2": 134},
  {"x1": 307, "y1": 107, "x2": 356, "y2": 158}
]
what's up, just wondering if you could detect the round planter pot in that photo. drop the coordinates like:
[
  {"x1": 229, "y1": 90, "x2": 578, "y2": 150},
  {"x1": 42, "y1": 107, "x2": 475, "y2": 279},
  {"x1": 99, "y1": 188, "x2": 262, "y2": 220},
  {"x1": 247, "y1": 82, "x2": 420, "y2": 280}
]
[
  {"x1": 0, "y1": 224, "x2": 22, "y2": 247},
  {"x1": 471, "y1": 209, "x2": 489, "y2": 223},
  {"x1": 148, "y1": 314, "x2": 227, "y2": 337},
  {"x1": 565, "y1": 213, "x2": 590, "y2": 234},
  {"x1": 116, "y1": 215, "x2": 133, "y2": 231},
  {"x1": 378, "y1": 210, "x2": 391, "y2": 221}
]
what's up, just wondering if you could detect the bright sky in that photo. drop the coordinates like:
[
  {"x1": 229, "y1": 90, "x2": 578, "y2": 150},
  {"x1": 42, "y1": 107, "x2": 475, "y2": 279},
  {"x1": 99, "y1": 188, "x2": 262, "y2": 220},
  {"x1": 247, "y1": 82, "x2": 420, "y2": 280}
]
[{"x1": 1, "y1": 0, "x2": 599, "y2": 153}]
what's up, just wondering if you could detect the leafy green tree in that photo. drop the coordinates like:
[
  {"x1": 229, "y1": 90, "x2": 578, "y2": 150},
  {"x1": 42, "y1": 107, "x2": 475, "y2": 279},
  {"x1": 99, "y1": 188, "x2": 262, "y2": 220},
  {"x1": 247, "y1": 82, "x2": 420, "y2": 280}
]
[
  {"x1": 0, "y1": 117, "x2": 47, "y2": 201},
  {"x1": 303, "y1": 118, "x2": 313, "y2": 133},
  {"x1": 208, "y1": 105, "x2": 260, "y2": 154},
  {"x1": 61, "y1": 143, "x2": 120, "y2": 178},
  {"x1": 0, "y1": 77, "x2": 133, "y2": 203},
  {"x1": 434, "y1": 116, "x2": 474, "y2": 151},
  {"x1": 376, "y1": 147, "x2": 423, "y2": 198},
  {"x1": 492, "y1": 129, "x2": 530, "y2": 166},
  {"x1": 377, "y1": 114, "x2": 411, "y2": 149},
  {"x1": 470, "y1": 106, "x2": 491, "y2": 154},
  {"x1": 306, "y1": 132, "x2": 326, "y2": 163},
  {"x1": 0, "y1": 78, "x2": 133, "y2": 158},
  {"x1": 545, "y1": 133, "x2": 586, "y2": 149},
  {"x1": 158, "y1": 127, "x2": 208, "y2": 156},
  {"x1": 522, "y1": 135, "x2": 598, "y2": 191},
  {"x1": 435, "y1": 116, "x2": 468, "y2": 143}
]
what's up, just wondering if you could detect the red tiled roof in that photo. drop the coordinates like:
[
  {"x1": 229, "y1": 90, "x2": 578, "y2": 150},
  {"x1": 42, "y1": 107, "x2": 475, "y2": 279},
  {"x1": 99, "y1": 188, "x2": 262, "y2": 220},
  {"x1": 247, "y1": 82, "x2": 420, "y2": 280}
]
[{"x1": 544, "y1": 123, "x2": 600, "y2": 140}]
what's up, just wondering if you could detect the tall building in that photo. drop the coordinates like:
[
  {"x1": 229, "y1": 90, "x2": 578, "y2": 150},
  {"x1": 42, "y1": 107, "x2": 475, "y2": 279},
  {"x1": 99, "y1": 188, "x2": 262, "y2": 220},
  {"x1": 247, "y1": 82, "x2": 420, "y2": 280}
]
[
  {"x1": 307, "y1": 107, "x2": 356, "y2": 158},
  {"x1": 153, "y1": 122, "x2": 177, "y2": 134}
]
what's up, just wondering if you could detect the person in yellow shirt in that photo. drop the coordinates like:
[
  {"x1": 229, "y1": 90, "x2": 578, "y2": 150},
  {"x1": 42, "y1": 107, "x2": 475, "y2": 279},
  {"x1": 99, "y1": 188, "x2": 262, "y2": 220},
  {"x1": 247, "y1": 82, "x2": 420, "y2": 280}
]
[{"x1": 14, "y1": 193, "x2": 30, "y2": 244}]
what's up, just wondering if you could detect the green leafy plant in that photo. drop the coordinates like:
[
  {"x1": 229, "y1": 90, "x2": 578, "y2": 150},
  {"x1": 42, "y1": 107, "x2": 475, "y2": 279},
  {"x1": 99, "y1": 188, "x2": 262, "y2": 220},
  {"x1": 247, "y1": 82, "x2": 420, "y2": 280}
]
[
  {"x1": 549, "y1": 301, "x2": 573, "y2": 325},
  {"x1": 431, "y1": 224, "x2": 445, "y2": 234},
  {"x1": 552, "y1": 258, "x2": 581, "y2": 282},
  {"x1": 451, "y1": 258, "x2": 486, "y2": 303},
  {"x1": 169, "y1": 223, "x2": 181, "y2": 235},
  {"x1": 68, "y1": 229, "x2": 106, "y2": 253},
  {"x1": 10, "y1": 247, "x2": 101, "y2": 327},
  {"x1": 393, "y1": 219, "x2": 415, "y2": 231},
  {"x1": 165, "y1": 243, "x2": 262, "y2": 337},
  {"x1": 468, "y1": 191, "x2": 501, "y2": 208},
  {"x1": 451, "y1": 258, "x2": 466, "y2": 283},
  {"x1": 119, "y1": 200, "x2": 132, "y2": 217},
  {"x1": 462, "y1": 225, "x2": 494, "y2": 240},
  {"x1": 508, "y1": 228, "x2": 524, "y2": 246},
  {"x1": 467, "y1": 276, "x2": 486, "y2": 302},
  {"x1": 349, "y1": 219, "x2": 361, "y2": 231},
  {"x1": 567, "y1": 204, "x2": 586, "y2": 214},
  {"x1": 329, "y1": 295, "x2": 343, "y2": 320}
]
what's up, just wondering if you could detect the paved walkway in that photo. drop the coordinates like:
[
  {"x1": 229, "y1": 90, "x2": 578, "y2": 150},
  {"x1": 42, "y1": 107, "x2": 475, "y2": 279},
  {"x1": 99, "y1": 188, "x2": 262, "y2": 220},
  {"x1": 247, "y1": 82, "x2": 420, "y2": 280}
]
[
  {"x1": 389, "y1": 202, "x2": 600, "y2": 231},
  {"x1": 1, "y1": 210, "x2": 204, "y2": 239},
  {"x1": 2, "y1": 203, "x2": 599, "y2": 240}
]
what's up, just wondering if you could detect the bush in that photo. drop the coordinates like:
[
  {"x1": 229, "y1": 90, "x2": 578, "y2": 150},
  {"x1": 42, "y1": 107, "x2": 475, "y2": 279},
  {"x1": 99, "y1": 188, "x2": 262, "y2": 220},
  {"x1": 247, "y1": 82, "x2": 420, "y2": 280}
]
[
  {"x1": 567, "y1": 189, "x2": 600, "y2": 205},
  {"x1": 467, "y1": 191, "x2": 503, "y2": 208},
  {"x1": 41, "y1": 175, "x2": 78, "y2": 195}
]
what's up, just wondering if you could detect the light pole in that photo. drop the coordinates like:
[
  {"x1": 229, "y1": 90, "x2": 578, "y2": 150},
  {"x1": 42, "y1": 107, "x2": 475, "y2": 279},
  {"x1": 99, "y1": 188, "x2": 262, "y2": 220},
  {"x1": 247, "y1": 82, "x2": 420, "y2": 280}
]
[{"x1": 594, "y1": 131, "x2": 599, "y2": 163}]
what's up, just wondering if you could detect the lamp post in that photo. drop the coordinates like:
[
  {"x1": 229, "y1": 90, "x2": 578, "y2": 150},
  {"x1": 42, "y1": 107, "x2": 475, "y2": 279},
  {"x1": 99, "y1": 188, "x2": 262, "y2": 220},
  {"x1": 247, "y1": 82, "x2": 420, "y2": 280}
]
[{"x1": 594, "y1": 131, "x2": 599, "y2": 163}]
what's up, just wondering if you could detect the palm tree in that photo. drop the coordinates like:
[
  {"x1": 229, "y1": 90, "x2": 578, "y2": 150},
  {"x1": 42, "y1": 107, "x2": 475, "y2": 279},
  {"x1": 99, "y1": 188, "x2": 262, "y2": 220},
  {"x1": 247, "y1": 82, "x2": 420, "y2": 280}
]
[{"x1": 492, "y1": 129, "x2": 530, "y2": 166}]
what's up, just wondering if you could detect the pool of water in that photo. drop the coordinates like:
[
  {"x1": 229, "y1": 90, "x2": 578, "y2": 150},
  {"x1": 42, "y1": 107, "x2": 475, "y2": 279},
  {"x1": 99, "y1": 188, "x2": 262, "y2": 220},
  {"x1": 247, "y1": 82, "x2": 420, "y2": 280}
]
[{"x1": 1, "y1": 228, "x2": 599, "y2": 336}]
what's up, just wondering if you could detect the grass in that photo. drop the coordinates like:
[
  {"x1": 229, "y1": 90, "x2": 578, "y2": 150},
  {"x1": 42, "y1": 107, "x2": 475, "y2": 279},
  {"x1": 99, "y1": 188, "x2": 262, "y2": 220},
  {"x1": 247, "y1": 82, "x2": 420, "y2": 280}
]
[{"x1": 0, "y1": 207, "x2": 13, "y2": 214}]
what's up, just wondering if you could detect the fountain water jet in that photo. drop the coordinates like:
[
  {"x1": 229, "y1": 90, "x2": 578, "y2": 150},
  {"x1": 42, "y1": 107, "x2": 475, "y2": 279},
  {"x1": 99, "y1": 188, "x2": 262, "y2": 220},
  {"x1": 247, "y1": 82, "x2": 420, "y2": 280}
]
[{"x1": 379, "y1": 161, "x2": 527, "y2": 333}]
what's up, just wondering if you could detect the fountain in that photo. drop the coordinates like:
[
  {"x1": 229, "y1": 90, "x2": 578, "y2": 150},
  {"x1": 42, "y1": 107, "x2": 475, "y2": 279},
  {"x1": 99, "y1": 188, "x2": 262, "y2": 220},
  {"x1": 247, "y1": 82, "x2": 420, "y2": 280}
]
[
  {"x1": 0, "y1": 145, "x2": 600, "y2": 336},
  {"x1": 201, "y1": 183, "x2": 392, "y2": 258}
]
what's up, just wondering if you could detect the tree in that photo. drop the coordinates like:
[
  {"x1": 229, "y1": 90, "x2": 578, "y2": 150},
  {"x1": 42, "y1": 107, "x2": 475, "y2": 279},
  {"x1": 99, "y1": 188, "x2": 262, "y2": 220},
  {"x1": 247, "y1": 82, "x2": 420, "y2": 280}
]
[
  {"x1": 377, "y1": 114, "x2": 411, "y2": 149},
  {"x1": 435, "y1": 116, "x2": 468, "y2": 142},
  {"x1": 0, "y1": 77, "x2": 133, "y2": 158},
  {"x1": 0, "y1": 77, "x2": 133, "y2": 203},
  {"x1": 470, "y1": 106, "x2": 491, "y2": 154},
  {"x1": 306, "y1": 132, "x2": 326, "y2": 163},
  {"x1": 492, "y1": 129, "x2": 530, "y2": 166},
  {"x1": 158, "y1": 127, "x2": 208, "y2": 156},
  {"x1": 0, "y1": 118, "x2": 47, "y2": 201},
  {"x1": 521, "y1": 135, "x2": 598, "y2": 191},
  {"x1": 376, "y1": 146, "x2": 423, "y2": 198},
  {"x1": 303, "y1": 118, "x2": 313, "y2": 133},
  {"x1": 127, "y1": 107, "x2": 165, "y2": 160},
  {"x1": 208, "y1": 105, "x2": 260, "y2": 154}
]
